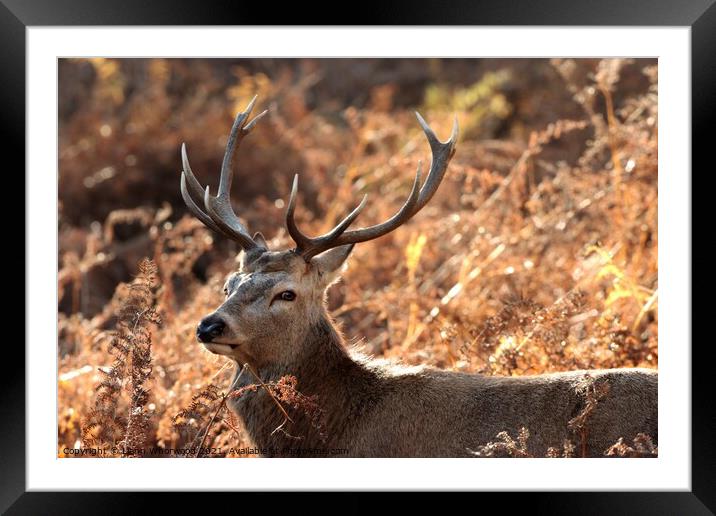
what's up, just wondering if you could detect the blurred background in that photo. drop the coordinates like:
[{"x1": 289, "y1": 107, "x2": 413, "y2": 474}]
[{"x1": 58, "y1": 58, "x2": 658, "y2": 456}]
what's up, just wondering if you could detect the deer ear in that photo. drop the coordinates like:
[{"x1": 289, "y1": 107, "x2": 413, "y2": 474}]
[
  {"x1": 311, "y1": 244, "x2": 354, "y2": 277},
  {"x1": 253, "y1": 231, "x2": 269, "y2": 250}
]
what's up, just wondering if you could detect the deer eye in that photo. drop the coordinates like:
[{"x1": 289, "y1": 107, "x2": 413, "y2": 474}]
[{"x1": 274, "y1": 290, "x2": 296, "y2": 302}]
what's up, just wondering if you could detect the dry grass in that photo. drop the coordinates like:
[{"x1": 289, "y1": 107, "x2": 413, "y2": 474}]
[{"x1": 57, "y1": 58, "x2": 657, "y2": 457}]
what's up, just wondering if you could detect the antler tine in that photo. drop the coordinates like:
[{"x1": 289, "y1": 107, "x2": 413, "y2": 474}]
[
  {"x1": 285, "y1": 174, "x2": 311, "y2": 252},
  {"x1": 180, "y1": 170, "x2": 232, "y2": 238},
  {"x1": 216, "y1": 95, "x2": 267, "y2": 198},
  {"x1": 286, "y1": 174, "x2": 368, "y2": 258},
  {"x1": 178, "y1": 96, "x2": 269, "y2": 251},
  {"x1": 285, "y1": 114, "x2": 458, "y2": 261},
  {"x1": 181, "y1": 142, "x2": 242, "y2": 240},
  {"x1": 411, "y1": 112, "x2": 459, "y2": 214},
  {"x1": 316, "y1": 161, "x2": 422, "y2": 251}
]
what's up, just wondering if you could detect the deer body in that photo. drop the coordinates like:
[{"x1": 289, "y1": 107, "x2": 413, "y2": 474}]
[
  {"x1": 179, "y1": 97, "x2": 658, "y2": 458},
  {"x1": 227, "y1": 307, "x2": 657, "y2": 457}
]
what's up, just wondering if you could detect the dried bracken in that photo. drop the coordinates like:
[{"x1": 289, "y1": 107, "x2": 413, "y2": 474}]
[
  {"x1": 81, "y1": 258, "x2": 160, "y2": 456},
  {"x1": 168, "y1": 371, "x2": 327, "y2": 457},
  {"x1": 469, "y1": 427, "x2": 532, "y2": 457},
  {"x1": 228, "y1": 372, "x2": 327, "y2": 443},
  {"x1": 567, "y1": 373, "x2": 611, "y2": 457},
  {"x1": 605, "y1": 433, "x2": 658, "y2": 458},
  {"x1": 547, "y1": 439, "x2": 576, "y2": 458}
]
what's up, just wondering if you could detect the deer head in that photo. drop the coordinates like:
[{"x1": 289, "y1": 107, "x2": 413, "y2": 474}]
[{"x1": 180, "y1": 96, "x2": 457, "y2": 367}]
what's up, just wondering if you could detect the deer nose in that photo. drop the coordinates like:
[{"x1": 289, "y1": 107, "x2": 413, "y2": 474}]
[{"x1": 197, "y1": 316, "x2": 226, "y2": 343}]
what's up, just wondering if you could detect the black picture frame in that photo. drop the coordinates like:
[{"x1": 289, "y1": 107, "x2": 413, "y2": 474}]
[{"x1": 4, "y1": 1, "x2": 708, "y2": 513}]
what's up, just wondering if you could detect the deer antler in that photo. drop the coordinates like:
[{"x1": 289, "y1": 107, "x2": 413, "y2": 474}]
[
  {"x1": 286, "y1": 113, "x2": 458, "y2": 260},
  {"x1": 180, "y1": 95, "x2": 268, "y2": 251}
]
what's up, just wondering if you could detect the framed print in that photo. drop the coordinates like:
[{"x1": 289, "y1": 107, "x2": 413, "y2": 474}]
[{"x1": 4, "y1": 0, "x2": 711, "y2": 513}]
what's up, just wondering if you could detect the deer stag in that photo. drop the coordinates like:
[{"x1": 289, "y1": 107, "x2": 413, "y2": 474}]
[{"x1": 179, "y1": 96, "x2": 657, "y2": 457}]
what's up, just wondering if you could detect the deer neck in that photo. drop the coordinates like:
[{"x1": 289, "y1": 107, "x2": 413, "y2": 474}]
[{"x1": 228, "y1": 313, "x2": 377, "y2": 451}]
